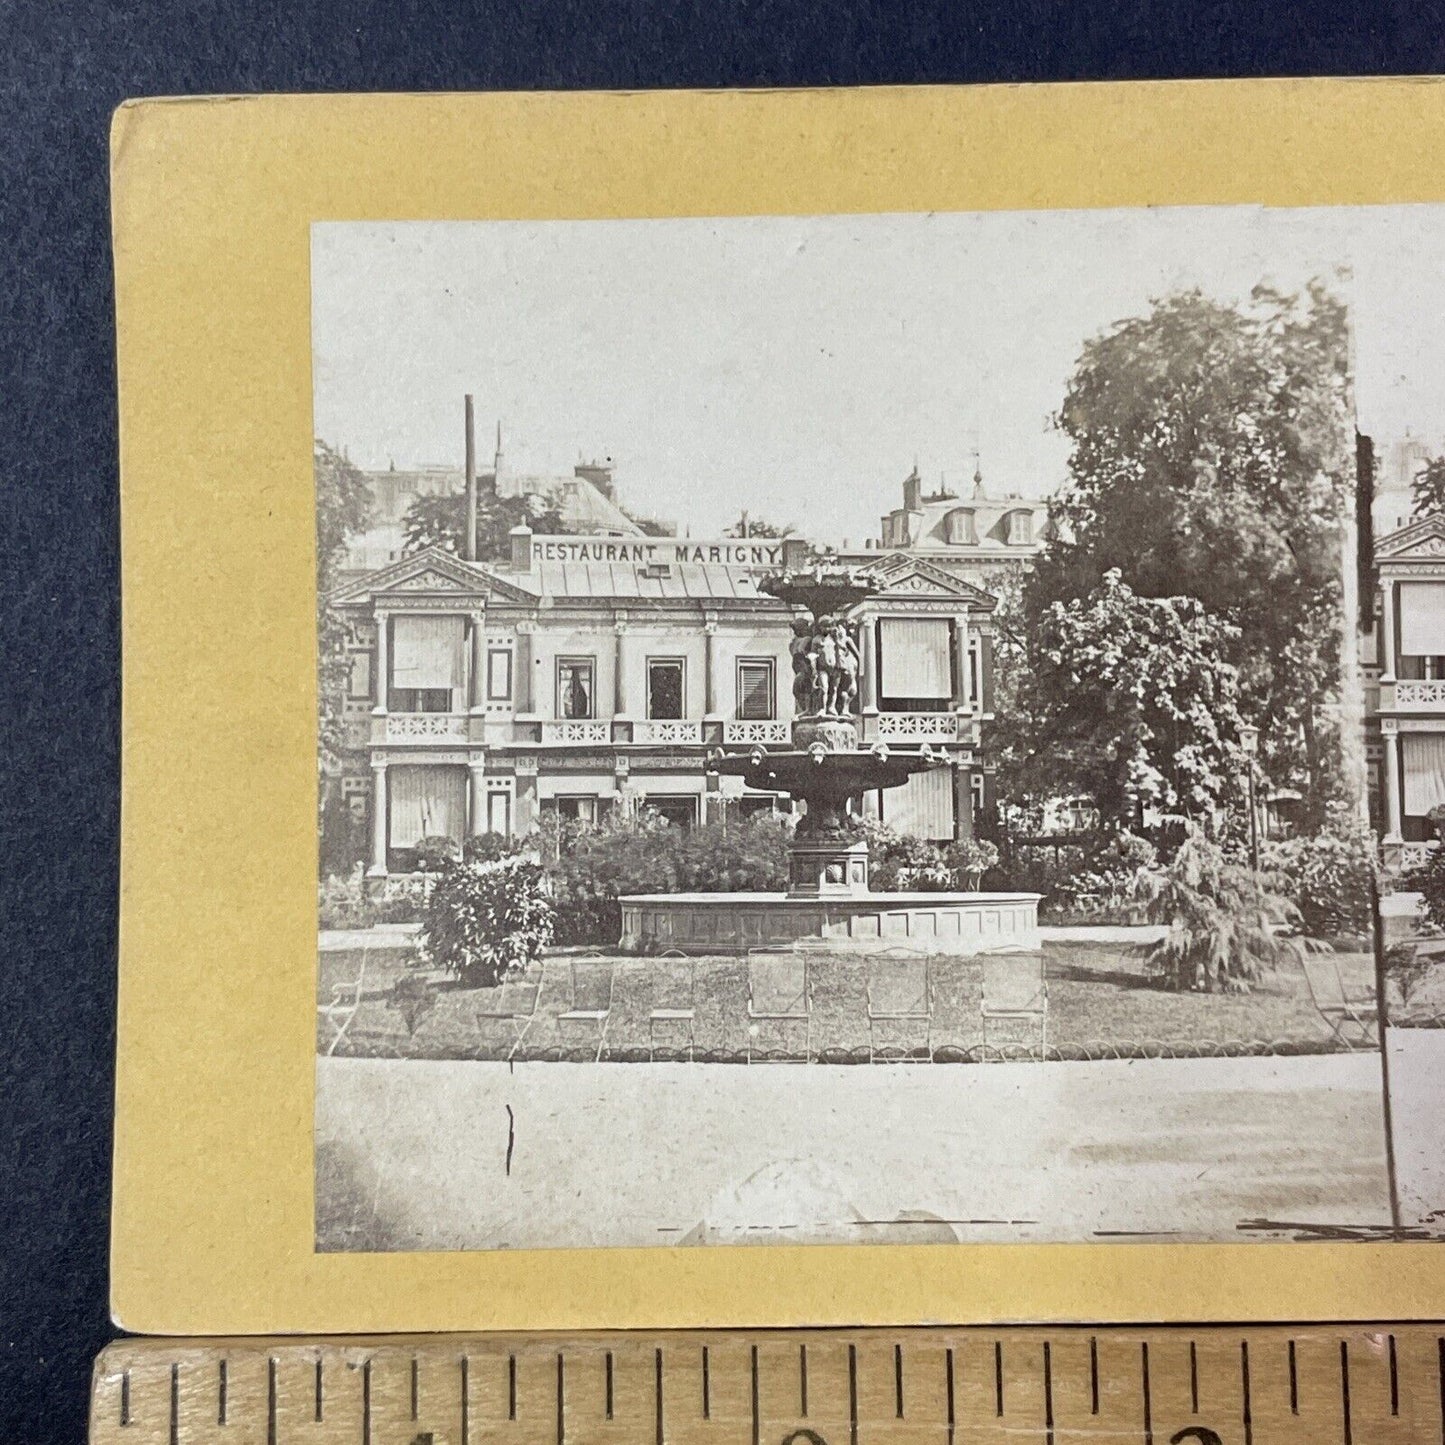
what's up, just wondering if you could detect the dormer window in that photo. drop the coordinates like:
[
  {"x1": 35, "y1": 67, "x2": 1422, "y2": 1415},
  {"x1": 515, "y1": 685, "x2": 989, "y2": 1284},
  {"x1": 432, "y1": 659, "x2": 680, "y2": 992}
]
[
  {"x1": 944, "y1": 507, "x2": 976, "y2": 545},
  {"x1": 1007, "y1": 509, "x2": 1034, "y2": 546}
]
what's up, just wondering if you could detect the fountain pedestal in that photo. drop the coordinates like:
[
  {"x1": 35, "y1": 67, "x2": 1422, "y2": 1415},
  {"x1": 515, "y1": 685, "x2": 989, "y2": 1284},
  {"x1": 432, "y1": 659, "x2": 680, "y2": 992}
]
[{"x1": 788, "y1": 836, "x2": 870, "y2": 897}]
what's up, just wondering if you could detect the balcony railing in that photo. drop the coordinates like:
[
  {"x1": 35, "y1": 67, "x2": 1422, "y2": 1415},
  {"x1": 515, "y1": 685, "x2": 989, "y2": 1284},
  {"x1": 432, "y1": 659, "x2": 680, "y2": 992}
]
[
  {"x1": 1396, "y1": 840, "x2": 1439, "y2": 872},
  {"x1": 384, "y1": 712, "x2": 468, "y2": 742},
  {"x1": 1390, "y1": 679, "x2": 1445, "y2": 709},
  {"x1": 633, "y1": 720, "x2": 703, "y2": 745},
  {"x1": 872, "y1": 712, "x2": 961, "y2": 743},
  {"x1": 723, "y1": 719, "x2": 791, "y2": 745},
  {"x1": 540, "y1": 720, "x2": 611, "y2": 745}
]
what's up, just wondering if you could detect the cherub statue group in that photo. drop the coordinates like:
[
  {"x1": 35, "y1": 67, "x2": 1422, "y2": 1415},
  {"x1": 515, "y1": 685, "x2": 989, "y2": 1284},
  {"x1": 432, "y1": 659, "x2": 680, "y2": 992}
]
[{"x1": 790, "y1": 613, "x2": 860, "y2": 717}]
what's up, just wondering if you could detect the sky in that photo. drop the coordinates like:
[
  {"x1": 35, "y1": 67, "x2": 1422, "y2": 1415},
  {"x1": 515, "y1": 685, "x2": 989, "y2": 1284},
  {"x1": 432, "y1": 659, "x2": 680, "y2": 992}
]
[{"x1": 312, "y1": 206, "x2": 1445, "y2": 544}]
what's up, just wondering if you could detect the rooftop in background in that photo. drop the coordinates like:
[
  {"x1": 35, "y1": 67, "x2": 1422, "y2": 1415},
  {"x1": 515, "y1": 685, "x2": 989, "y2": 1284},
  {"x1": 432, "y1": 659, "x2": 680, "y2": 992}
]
[{"x1": 872, "y1": 464, "x2": 1051, "y2": 556}]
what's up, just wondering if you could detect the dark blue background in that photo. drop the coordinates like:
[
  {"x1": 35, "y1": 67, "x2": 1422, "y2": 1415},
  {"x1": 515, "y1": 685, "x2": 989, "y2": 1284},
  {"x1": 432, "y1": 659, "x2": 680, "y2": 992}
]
[{"x1": 2, "y1": 3, "x2": 1443, "y2": 1439}]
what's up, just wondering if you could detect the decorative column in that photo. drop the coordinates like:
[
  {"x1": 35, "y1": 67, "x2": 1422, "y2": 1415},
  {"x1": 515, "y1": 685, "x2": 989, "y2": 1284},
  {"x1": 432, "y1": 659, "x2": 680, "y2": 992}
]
[
  {"x1": 367, "y1": 759, "x2": 388, "y2": 875},
  {"x1": 468, "y1": 610, "x2": 486, "y2": 712},
  {"x1": 860, "y1": 614, "x2": 879, "y2": 714},
  {"x1": 952, "y1": 615, "x2": 970, "y2": 709},
  {"x1": 703, "y1": 613, "x2": 720, "y2": 719},
  {"x1": 1380, "y1": 576, "x2": 1398, "y2": 684},
  {"x1": 515, "y1": 621, "x2": 535, "y2": 714},
  {"x1": 1383, "y1": 724, "x2": 1403, "y2": 840},
  {"x1": 613, "y1": 615, "x2": 631, "y2": 719},
  {"x1": 372, "y1": 612, "x2": 389, "y2": 714},
  {"x1": 468, "y1": 759, "x2": 487, "y2": 835}
]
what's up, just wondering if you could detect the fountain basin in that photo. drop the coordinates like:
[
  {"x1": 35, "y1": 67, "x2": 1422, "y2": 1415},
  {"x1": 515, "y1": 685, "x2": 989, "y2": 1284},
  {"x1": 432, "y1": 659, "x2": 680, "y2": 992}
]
[{"x1": 619, "y1": 890, "x2": 1042, "y2": 955}]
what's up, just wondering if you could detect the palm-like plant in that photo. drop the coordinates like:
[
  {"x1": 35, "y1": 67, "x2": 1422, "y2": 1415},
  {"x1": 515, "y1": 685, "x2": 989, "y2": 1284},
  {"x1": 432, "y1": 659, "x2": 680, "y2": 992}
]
[{"x1": 1132, "y1": 829, "x2": 1318, "y2": 993}]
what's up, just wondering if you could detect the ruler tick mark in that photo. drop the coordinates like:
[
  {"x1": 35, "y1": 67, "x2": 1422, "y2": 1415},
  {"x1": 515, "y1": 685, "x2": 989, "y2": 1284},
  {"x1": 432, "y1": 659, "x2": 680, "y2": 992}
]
[
  {"x1": 751, "y1": 1345, "x2": 760, "y2": 1445},
  {"x1": 461, "y1": 1355, "x2": 470, "y2": 1445},
  {"x1": 655, "y1": 1347, "x2": 664, "y2": 1445},
  {"x1": 1141, "y1": 1342, "x2": 1152, "y2": 1445},
  {"x1": 1437, "y1": 1336, "x2": 1444, "y2": 1443},
  {"x1": 411, "y1": 1355, "x2": 419, "y2": 1421},
  {"x1": 800, "y1": 1343, "x2": 808, "y2": 1417},
  {"x1": 1090, "y1": 1336, "x2": 1100, "y2": 1415},
  {"x1": 267, "y1": 1357, "x2": 277, "y2": 1445},
  {"x1": 1287, "y1": 1339, "x2": 1297, "y2": 1415},
  {"x1": 994, "y1": 1340, "x2": 1004, "y2": 1417},
  {"x1": 363, "y1": 1359, "x2": 372, "y2": 1445},
  {"x1": 1043, "y1": 1342, "x2": 1055, "y2": 1445},
  {"x1": 848, "y1": 1343, "x2": 859, "y2": 1445},
  {"x1": 120, "y1": 1369, "x2": 130, "y2": 1427},
  {"x1": 556, "y1": 1352, "x2": 566, "y2": 1445},
  {"x1": 316, "y1": 1356, "x2": 325, "y2": 1422},
  {"x1": 169, "y1": 1362, "x2": 178, "y2": 1445},
  {"x1": 1189, "y1": 1339, "x2": 1199, "y2": 1414},
  {"x1": 218, "y1": 1359, "x2": 227, "y2": 1426},
  {"x1": 945, "y1": 1347, "x2": 955, "y2": 1444},
  {"x1": 1240, "y1": 1341, "x2": 1253, "y2": 1445},
  {"x1": 1390, "y1": 1333, "x2": 1400, "y2": 1416},
  {"x1": 701, "y1": 1345, "x2": 710, "y2": 1420},
  {"x1": 605, "y1": 1351, "x2": 614, "y2": 1420},
  {"x1": 1340, "y1": 1340, "x2": 1353, "y2": 1445},
  {"x1": 895, "y1": 1342, "x2": 905, "y2": 1418},
  {"x1": 509, "y1": 1353, "x2": 517, "y2": 1420}
]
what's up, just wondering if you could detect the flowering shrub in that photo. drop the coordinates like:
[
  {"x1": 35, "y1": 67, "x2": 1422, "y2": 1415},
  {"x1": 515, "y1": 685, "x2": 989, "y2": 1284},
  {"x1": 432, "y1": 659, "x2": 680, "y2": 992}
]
[
  {"x1": 946, "y1": 837, "x2": 1001, "y2": 881},
  {"x1": 421, "y1": 854, "x2": 555, "y2": 986},
  {"x1": 1263, "y1": 806, "x2": 1377, "y2": 940}
]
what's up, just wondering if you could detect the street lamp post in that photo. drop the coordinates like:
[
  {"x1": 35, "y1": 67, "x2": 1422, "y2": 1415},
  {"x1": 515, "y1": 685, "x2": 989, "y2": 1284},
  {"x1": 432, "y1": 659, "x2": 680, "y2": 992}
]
[{"x1": 1239, "y1": 724, "x2": 1260, "y2": 872}]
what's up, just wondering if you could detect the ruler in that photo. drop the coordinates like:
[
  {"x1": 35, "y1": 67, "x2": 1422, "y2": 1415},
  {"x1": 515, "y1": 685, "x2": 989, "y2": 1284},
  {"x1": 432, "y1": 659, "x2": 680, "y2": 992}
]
[{"x1": 91, "y1": 1325, "x2": 1445, "y2": 1444}]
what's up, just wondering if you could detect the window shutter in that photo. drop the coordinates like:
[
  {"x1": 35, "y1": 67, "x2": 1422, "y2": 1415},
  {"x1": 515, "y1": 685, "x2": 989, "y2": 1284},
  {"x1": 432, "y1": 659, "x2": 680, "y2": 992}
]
[
  {"x1": 391, "y1": 615, "x2": 465, "y2": 691},
  {"x1": 879, "y1": 618, "x2": 952, "y2": 698},
  {"x1": 1400, "y1": 583, "x2": 1445, "y2": 656}
]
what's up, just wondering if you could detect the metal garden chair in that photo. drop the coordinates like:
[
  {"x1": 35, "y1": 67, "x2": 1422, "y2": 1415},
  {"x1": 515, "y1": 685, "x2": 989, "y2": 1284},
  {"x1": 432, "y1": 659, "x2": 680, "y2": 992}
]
[
  {"x1": 475, "y1": 965, "x2": 543, "y2": 1060},
  {"x1": 1300, "y1": 953, "x2": 1378, "y2": 1049},
  {"x1": 556, "y1": 954, "x2": 616, "y2": 1061},
  {"x1": 319, "y1": 953, "x2": 368, "y2": 1057},
  {"x1": 979, "y1": 951, "x2": 1048, "y2": 1059},
  {"x1": 864, "y1": 944, "x2": 934, "y2": 1062},
  {"x1": 746, "y1": 945, "x2": 812, "y2": 1063},
  {"x1": 648, "y1": 949, "x2": 696, "y2": 1062}
]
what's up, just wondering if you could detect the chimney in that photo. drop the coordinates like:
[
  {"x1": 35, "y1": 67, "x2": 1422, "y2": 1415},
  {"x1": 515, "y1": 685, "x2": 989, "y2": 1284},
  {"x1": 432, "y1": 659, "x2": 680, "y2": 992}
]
[
  {"x1": 464, "y1": 394, "x2": 478, "y2": 561},
  {"x1": 903, "y1": 467, "x2": 923, "y2": 513},
  {"x1": 782, "y1": 536, "x2": 809, "y2": 571},
  {"x1": 509, "y1": 523, "x2": 534, "y2": 572}
]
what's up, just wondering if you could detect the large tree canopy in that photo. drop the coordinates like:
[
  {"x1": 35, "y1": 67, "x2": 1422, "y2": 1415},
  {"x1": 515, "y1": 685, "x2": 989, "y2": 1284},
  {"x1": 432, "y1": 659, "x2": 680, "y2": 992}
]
[
  {"x1": 1004, "y1": 570, "x2": 1245, "y2": 829},
  {"x1": 402, "y1": 489, "x2": 566, "y2": 560},
  {"x1": 1413, "y1": 455, "x2": 1445, "y2": 519},
  {"x1": 1025, "y1": 283, "x2": 1353, "y2": 821}
]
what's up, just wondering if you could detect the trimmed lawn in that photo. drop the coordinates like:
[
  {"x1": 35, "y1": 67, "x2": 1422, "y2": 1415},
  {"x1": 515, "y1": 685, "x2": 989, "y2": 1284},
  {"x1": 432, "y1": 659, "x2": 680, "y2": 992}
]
[{"x1": 317, "y1": 939, "x2": 1377, "y2": 1062}]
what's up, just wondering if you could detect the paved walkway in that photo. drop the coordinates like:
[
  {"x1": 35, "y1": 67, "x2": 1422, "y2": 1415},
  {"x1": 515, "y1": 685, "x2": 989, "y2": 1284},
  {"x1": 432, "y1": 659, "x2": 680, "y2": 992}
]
[{"x1": 316, "y1": 1051, "x2": 1393, "y2": 1252}]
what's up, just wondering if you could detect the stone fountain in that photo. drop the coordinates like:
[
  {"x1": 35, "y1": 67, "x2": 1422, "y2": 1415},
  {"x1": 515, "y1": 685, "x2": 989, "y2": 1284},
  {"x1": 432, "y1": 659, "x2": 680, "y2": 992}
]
[{"x1": 618, "y1": 564, "x2": 1041, "y2": 954}]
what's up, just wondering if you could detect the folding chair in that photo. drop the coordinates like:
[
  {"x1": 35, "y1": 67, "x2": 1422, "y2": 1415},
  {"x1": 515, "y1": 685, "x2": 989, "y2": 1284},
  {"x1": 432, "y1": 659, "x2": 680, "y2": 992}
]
[
  {"x1": 979, "y1": 951, "x2": 1048, "y2": 1059},
  {"x1": 1301, "y1": 953, "x2": 1378, "y2": 1049},
  {"x1": 648, "y1": 949, "x2": 696, "y2": 1062},
  {"x1": 864, "y1": 945, "x2": 934, "y2": 1062},
  {"x1": 746, "y1": 945, "x2": 812, "y2": 1062},
  {"x1": 319, "y1": 954, "x2": 368, "y2": 1057},
  {"x1": 556, "y1": 954, "x2": 616, "y2": 1061},
  {"x1": 475, "y1": 965, "x2": 543, "y2": 1060}
]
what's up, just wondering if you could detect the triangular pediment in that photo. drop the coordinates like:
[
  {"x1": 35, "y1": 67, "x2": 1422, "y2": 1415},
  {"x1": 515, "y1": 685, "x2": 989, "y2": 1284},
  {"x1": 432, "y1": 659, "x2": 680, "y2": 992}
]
[
  {"x1": 329, "y1": 545, "x2": 539, "y2": 605},
  {"x1": 1377, "y1": 513, "x2": 1445, "y2": 562},
  {"x1": 866, "y1": 554, "x2": 998, "y2": 609}
]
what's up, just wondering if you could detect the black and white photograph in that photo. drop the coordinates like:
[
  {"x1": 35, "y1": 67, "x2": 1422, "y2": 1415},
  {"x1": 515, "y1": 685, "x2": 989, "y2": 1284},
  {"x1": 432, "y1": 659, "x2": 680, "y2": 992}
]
[{"x1": 311, "y1": 208, "x2": 1445, "y2": 1252}]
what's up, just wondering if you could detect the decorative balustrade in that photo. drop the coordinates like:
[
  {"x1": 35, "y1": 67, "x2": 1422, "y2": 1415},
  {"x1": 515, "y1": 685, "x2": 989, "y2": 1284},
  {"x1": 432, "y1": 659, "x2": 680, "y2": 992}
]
[
  {"x1": 723, "y1": 719, "x2": 791, "y2": 745},
  {"x1": 1397, "y1": 840, "x2": 1439, "y2": 872},
  {"x1": 874, "y1": 712, "x2": 960, "y2": 742},
  {"x1": 384, "y1": 713, "x2": 468, "y2": 742},
  {"x1": 1392, "y1": 680, "x2": 1445, "y2": 708},
  {"x1": 633, "y1": 720, "x2": 703, "y2": 745},
  {"x1": 540, "y1": 720, "x2": 611, "y2": 745}
]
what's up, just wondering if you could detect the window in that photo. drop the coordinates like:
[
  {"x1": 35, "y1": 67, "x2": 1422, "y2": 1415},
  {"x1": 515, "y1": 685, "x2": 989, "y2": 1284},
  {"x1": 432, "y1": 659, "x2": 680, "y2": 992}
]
[
  {"x1": 878, "y1": 618, "x2": 953, "y2": 712},
  {"x1": 969, "y1": 771, "x2": 986, "y2": 818},
  {"x1": 967, "y1": 637, "x2": 982, "y2": 705},
  {"x1": 390, "y1": 615, "x2": 464, "y2": 712},
  {"x1": 647, "y1": 658, "x2": 685, "y2": 720},
  {"x1": 736, "y1": 659, "x2": 776, "y2": 720},
  {"x1": 1007, "y1": 509, "x2": 1034, "y2": 545},
  {"x1": 486, "y1": 790, "x2": 512, "y2": 838},
  {"x1": 391, "y1": 688, "x2": 453, "y2": 713},
  {"x1": 644, "y1": 794, "x2": 698, "y2": 828},
  {"x1": 348, "y1": 648, "x2": 372, "y2": 701},
  {"x1": 486, "y1": 648, "x2": 513, "y2": 701},
  {"x1": 555, "y1": 794, "x2": 600, "y2": 825},
  {"x1": 557, "y1": 658, "x2": 595, "y2": 719}
]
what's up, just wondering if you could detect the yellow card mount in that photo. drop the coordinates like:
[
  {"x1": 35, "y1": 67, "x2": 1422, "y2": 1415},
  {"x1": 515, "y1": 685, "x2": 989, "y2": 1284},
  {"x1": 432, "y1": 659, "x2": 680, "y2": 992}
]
[{"x1": 92, "y1": 1324, "x2": 1445, "y2": 1444}]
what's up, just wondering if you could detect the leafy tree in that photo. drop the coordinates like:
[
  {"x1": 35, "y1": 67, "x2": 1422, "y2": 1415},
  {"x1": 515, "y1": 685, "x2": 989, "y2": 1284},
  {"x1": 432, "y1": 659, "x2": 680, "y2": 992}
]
[
  {"x1": 315, "y1": 441, "x2": 371, "y2": 793},
  {"x1": 1134, "y1": 829, "x2": 1316, "y2": 993},
  {"x1": 402, "y1": 489, "x2": 565, "y2": 561},
  {"x1": 1008, "y1": 569, "x2": 1246, "y2": 830},
  {"x1": 421, "y1": 853, "x2": 555, "y2": 987},
  {"x1": 723, "y1": 514, "x2": 794, "y2": 538},
  {"x1": 1412, "y1": 455, "x2": 1445, "y2": 519},
  {"x1": 1031, "y1": 284, "x2": 1354, "y2": 824}
]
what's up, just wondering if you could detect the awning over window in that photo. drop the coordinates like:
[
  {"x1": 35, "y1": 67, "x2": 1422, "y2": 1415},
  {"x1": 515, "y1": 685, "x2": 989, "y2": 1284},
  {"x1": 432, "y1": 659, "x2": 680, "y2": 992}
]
[
  {"x1": 1403, "y1": 734, "x2": 1445, "y2": 817},
  {"x1": 882, "y1": 766, "x2": 954, "y2": 841},
  {"x1": 388, "y1": 765, "x2": 466, "y2": 847},
  {"x1": 391, "y1": 615, "x2": 465, "y2": 691},
  {"x1": 1400, "y1": 582, "x2": 1445, "y2": 657},
  {"x1": 879, "y1": 618, "x2": 952, "y2": 698}
]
